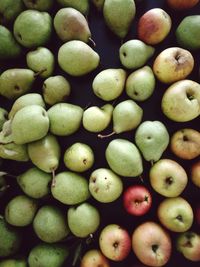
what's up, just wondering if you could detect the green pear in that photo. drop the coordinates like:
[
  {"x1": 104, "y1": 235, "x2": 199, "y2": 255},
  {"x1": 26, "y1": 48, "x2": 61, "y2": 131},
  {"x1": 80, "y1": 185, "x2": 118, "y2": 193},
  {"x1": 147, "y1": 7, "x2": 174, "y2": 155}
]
[
  {"x1": 47, "y1": 103, "x2": 83, "y2": 136},
  {"x1": 119, "y1": 39, "x2": 155, "y2": 69},
  {"x1": 67, "y1": 202, "x2": 100, "y2": 238},
  {"x1": 176, "y1": 15, "x2": 200, "y2": 50},
  {"x1": 103, "y1": 0, "x2": 136, "y2": 38},
  {"x1": 126, "y1": 66, "x2": 156, "y2": 101},
  {"x1": 1, "y1": 119, "x2": 12, "y2": 137},
  {"x1": 105, "y1": 139, "x2": 143, "y2": 177},
  {"x1": 0, "y1": 26, "x2": 21, "y2": 59},
  {"x1": 17, "y1": 167, "x2": 52, "y2": 199},
  {"x1": 42, "y1": 76, "x2": 71, "y2": 105},
  {"x1": 58, "y1": 40, "x2": 100, "y2": 76},
  {"x1": 83, "y1": 104, "x2": 113, "y2": 133},
  {"x1": 92, "y1": 69, "x2": 126, "y2": 101},
  {"x1": 0, "y1": 217, "x2": 22, "y2": 257},
  {"x1": 54, "y1": 8, "x2": 92, "y2": 43},
  {"x1": 135, "y1": 121, "x2": 170, "y2": 163},
  {"x1": 0, "y1": 69, "x2": 35, "y2": 100},
  {"x1": 0, "y1": 0, "x2": 24, "y2": 24},
  {"x1": 28, "y1": 243, "x2": 69, "y2": 267},
  {"x1": 57, "y1": 0, "x2": 89, "y2": 15},
  {"x1": 0, "y1": 108, "x2": 8, "y2": 131},
  {"x1": 27, "y1": 134, "x2": 61, "y2": 185},
  {"x1": 14, "y1": 10, "x2": 52, "y2": 48},
  {"x1": 0, "y1": 258, "x2": 27, "y2": 267},
  {"x1": 5, "y1": 195, "x2": 38, "y2": 227},
  {"x1": 89, "y1": 168, "x2": 123, "y2": 203},
  {"x1": 64, "y1": 142, "x2": 94, "y2": 172},
  {"x1": 0, "y1": 141, "x2": 29, "y2": 162},
  {"x1": 9, "y1": 93, "x2": 45, "y2": 120},
  {"x1": 23, "y1": 0, "x2": 53, "y2": 11},
  {"x1": 91, "y1": 0, "x2": 105, "y2": 11},
  {"x1": 11, "y1": 105, "x2": 49, "y2": 145},
  {"x1": 26, "y1": 47, "x2": 55, "y2": 78},
  {"x1": 51, "y1": 171, "x2": 90, "y2": 205},
  {"x1": 33, "y1": 205, "x2": 69, "y2": 243}
]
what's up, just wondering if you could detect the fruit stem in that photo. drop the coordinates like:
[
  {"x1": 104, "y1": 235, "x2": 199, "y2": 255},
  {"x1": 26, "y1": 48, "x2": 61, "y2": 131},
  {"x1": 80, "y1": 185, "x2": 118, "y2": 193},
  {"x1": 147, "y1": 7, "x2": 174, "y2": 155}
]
[
  {"x1": 72, "y1": 242, "x2": 82, "y2": 266},
  {"x1": 34, "y1": 68, "x2": 47, "y2": 78},
  {"x1": 98, "y1": 131, "x2": 115, "y2": 139},
  {"x1": 0, "y1": 184, "x2": 9, "y2": 192},
  {"x1": 51, "y1": 169, "x2": 56, "y2": 187},
  {"x1": 89, "y1": 37, "x2": 96, "y2": 47},
  {"x1": 86, "y1": 233, "x2": 94, "y2": 245},
  {"x1": 139, "y1": 175, "x2": 144, "y2": 183},
  {"x1": 150, "y1": 160, "x2": 154, "y2": 166}
]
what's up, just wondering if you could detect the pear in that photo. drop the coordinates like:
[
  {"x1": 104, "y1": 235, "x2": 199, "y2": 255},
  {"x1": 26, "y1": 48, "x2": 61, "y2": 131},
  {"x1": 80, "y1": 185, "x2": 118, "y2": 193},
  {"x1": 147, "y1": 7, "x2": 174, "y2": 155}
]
[
  {"x1": 92, "y1": 69, "x2": 126, "y2": 101},
  {"x1": 0, "y1": 217, "x2": 22, "y2": 257},
  {"x1": 28, "y1": 243, "x2": 69, "y2": 267},
  {"x1": 89, "y1": 168, "x2": 123, "y2": 203},
  {"x1": 0, "y1": 69, "x2": 35, "y2": 100},
  {"x1": 105, "y1": 138, "x2": 143, "y2": 177},
  {"x1": 0, "y1": 26, "x2": 21, "y2": 59},
  {"x1": 11, "y1": 105, "x2": 49, "y2": 145},
  {"x1": 83, "y1": 104, "x2": 113, "y2": 133},
  {"x1": 126, "y1": 66, "x2": 156, "y2": 101},
  {"x1": 54, "y1": 8, "x2": 92, "y2": 43},
  {"x1": 64, "y1": 142, "x2": 94, "y2": 172},
  {"x1": 51, "y1": 171, "x2": 90, "y2": 205},
  {"x1": 17, "y1": 167, "x2": 52, "y2": 199},
  {"x1": 5, "y1": 195, "x2": 38, "y2": 227},
  {"x1": 0, "y1": 108, "x2": 8, "y2": 131},
  {"x1": 8, "y1": 93, "x2": 45, "y2": 120},
  {"x1": 14, "y1": 10, "x2": 52, "y2": 48},
  {"x1": 0, "y1": 141, "x2": 29, "y2": 162},
  {"x1": 27, "y1": 134, "x2": 61, "y2": 186},
  {"x1": 119, "y1": 39, "x2": 155, "y2": 69},
  {"x1": 0, "y1": 258, "x2": 27, "y2": 267},
  {"x1": 135, "y1": 121, "x2": 170, "y2": 163},
  {"x1": 33, "y1": 205, "x2": 69, "y2": 243},
  {"x1": 67, "y1": 202, "x2": 100, "y2": 238},
  {"x1": 23, "y1": 0, "x2": 53, "y2": 11},
  {"x1": 91, "y1": 0, "x2": 105, "y2": 11},
  {"x1": 42, "y1": 76, "x2": 71, "y2": 105},
  {"x1": 57, "y1": 0, "x2": 89, "y2": 15},
  {"x1": 58, "y1": 40, "x2": 100, "y2": 76},
  {"x1": 103, "y1": 0, "x2": 136, "y2": 38},
  {"x1": 99, "y1": 100, "x2": 143, "y2": 138},
  {"x1": 0, "y1": 0, "x2": 24, "y2": 24},
  {"x1": 47, "y1": 103, "x2": 83, "y2": 136},
  {"x1": 26, "y1": 47, "x2": 55, "y2": 78}
]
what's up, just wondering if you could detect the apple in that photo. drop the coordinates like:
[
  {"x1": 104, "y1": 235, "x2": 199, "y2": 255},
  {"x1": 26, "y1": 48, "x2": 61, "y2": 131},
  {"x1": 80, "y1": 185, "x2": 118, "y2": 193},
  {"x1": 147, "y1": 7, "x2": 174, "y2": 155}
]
[
  {"x1": 123, "y1": 185, "x2": 152, "y2": 216},
  {"x1": 167, "y1": 0, "x2": 199, "y2": 10},
  {"x1": 191, "y1": 160, "x2": 200, "y2": 187},
  {"x1": 138, "y1": 8, "x2": 171, "y2": 45},
  {"x1": 157, "y1": 197, "x2": 194, "y2": 232},
  {"x1": 132, "y1": 221, "x2": 172, "y2": 267},
  {"x1": 170, "y1": 128, "x2": 200, "y2": 160},
  {"x1": 150, "y1": 159, "x2": 188, "y2": 197},
  {"x1": 81, "y1": 249, "x2": 110, "y2": 267},
  {"x1": 161, "y1": 80, "x2": 200, "y2": 122},
  {"x1": 99, "y1": 224, "x2": 131, "y2": 261},
  {"x1": 153, "y1": 47, "x2": 194, "y2": 84},
  {"x1": 176, "y1": 231, "x2": 200, "y2": 261}
]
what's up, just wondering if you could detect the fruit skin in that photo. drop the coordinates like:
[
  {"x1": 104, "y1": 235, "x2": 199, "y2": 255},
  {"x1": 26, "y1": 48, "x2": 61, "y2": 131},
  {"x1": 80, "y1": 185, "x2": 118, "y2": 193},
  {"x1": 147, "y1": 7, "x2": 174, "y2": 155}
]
[
  {"x1": 170, "y1": 129, "x2": 200, "y2": 160},
  {"x1": 99, "y1": 224, "x2": 131, "y2": 261},
  {"x1": 191, "y1": 160, "x2": 200, "y2": 187},
  {"x1": 153, "y1": 47, "x2": 194, "y2": 84},
  {"x1": 167, "y1": 0, "x2": 199, "y2": 10},
  {"x1": 176, "y1": 15, "x2": 200, "y2": 50},
  {"x1": 57, "y1": 0, "x2": 89, "y2": 15},
  {"x1": 123, "y1": 185, "x2": 152, "y2": 216},
  {"x1": 138, "y1": 8, "x2": 171, "y2": 45},
  {"x1": 132, "y1": 221, "x2": 172, "y2": 267},
  {"x1": 0, "y1": 258, "x2": 27, "y2": 267},
  {"x1": 23, "y1": 0, "x2": 53, "y2": 11},
  {"x1": 80, "y1": 249, "x2": 110, "y2": 267},
  {"x1": 176, "y1": 232, "x2": 200, "y2": 261},
  {"x1": 0, "y1": 0, "x2": 24, "y2": 24},
  {"x1": 0, "y1": 108, "x2": 8, "y2": 131},
  {"x1": 161, "y1": 80, "x2": 200, "y2": 122}
]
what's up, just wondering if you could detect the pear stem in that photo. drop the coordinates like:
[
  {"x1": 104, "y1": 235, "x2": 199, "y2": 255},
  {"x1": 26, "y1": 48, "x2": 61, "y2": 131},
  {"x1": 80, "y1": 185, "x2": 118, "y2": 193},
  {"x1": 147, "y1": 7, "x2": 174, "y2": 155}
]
[
  {"x1": 0, "y1": 214, "x2": 4, "y2": 219},
  {"x1": 0, "y1": 185, "x2": 10, "y2": 192},
  {"x1": 139, "y1": 175, "x2": 144, "y2": 183},
  {"x1": 34, "y1": 68, "x2": 47, "y2": 78},
  {"x1": 83, "y1": 102, "x2": 91, "y2": 110},
  {"x1": 98, "y1": 131, "x2": 115, "y2": 139},
  {"x1": 89, "y1": 37, "x2": 96, "y2": 47},
  {"x1": 86, "y1": 233, "x2": 94, "y2": 245},
  {"x1": 150, "y1": 160, "x2": 154, "y2": 166},
  {"x1": 72, "y1": 242, "x2": 82, "y2": 266},
  {"x1": 0, "y1": 172, "x2": 16, "y2": 178},
  {"x1": 51, "y1": 169, "x2": 56, "y2": 187}
]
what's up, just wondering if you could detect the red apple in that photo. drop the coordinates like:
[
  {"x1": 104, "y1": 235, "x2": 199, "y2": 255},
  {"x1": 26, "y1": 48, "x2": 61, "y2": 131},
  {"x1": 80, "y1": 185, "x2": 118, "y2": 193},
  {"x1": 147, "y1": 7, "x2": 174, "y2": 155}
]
[
  {"x1": 191, "y1": 160, "x2": 200, "y2": 187},
  {"x1": 99, "y1": 224, "x2": 131, "y2": 261},
  {"x1": 81, "y1": 249, "x2": 110, "y2": 267},
  {"x1": 167, "y1": 0, "x2": 199, "y2": 10},
  {"x1": 123, "y1": 185, "x2": 152, "y2": 216}
]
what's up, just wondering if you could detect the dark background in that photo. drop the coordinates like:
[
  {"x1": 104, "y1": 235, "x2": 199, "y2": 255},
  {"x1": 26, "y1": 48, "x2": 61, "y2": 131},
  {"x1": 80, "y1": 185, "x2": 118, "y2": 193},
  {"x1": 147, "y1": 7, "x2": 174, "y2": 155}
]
[{"x1": 0, "y1": 0, "x2": 200, "y2": 266}]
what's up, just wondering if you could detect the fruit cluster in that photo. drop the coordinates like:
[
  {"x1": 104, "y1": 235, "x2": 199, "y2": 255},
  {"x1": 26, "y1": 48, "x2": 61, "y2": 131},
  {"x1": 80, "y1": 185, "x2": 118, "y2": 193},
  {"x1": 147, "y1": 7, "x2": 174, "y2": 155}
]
[{"x1": 0, "y1": 0, "x2": 200, "y2": 267}]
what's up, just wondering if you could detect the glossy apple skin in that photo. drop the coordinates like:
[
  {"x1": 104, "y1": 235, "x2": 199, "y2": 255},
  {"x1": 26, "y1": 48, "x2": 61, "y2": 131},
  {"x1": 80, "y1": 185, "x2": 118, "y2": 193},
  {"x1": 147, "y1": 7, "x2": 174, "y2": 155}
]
[
  {"x1": 132, "y1": 221, "x2": 172, "y2": 267},
  {"x1": 138, "y1": 8, "x2": 171, "y2": 45},
  {"x1": 123, "y1": 185, "x2": 152, "y2": 216},
  {"x1": 99, "y1": 224, "x2": 131, "y2": 261},
  {"x1": 81, "y1": 249, "x2": 110, "y2": 267},
  {"x1": 167, "y1": 0, "x2": 199, "y2": 10},
  {"x1": 191, "y1": 160, "x2": 200, "y2": 187}
]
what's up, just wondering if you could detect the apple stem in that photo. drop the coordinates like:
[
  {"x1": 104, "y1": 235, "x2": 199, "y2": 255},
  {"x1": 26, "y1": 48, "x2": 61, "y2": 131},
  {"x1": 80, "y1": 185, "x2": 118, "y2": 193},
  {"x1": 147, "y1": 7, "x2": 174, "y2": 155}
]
[
  {"x1": 89, "y1": 37, "x2": 96, "y2": 47},
  {"x1": 51, "y1": 169, "x2": 56, "y2": 187},
  {"x1": 98, "y1": 131, "x2": 115, "y2": 139},
  {"x1": 34, "y1": 68, "x2": 47, "y2": 78}
]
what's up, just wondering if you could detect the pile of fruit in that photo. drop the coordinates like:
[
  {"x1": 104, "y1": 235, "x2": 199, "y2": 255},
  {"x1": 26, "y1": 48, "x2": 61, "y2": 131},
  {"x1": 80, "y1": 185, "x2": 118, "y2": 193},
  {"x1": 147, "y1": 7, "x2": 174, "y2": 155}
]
[{"x1": 0, "y1": 0, "x2": 200, "y2": 266}]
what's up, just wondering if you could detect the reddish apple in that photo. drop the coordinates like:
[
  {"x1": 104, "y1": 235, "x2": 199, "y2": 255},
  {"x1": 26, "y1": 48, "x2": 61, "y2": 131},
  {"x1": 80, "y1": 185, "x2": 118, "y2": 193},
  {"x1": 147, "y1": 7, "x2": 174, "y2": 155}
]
[
  {"x1": 167, "y1": 0, "x2": 199, "y2": 10},
  {"x1": 81, "y1": 249, "x2": 110, "y2": 267},
  {"x1": 191, "y1": 160, "x2": 200, "y2": 187},
  {"x1": 99, "y1": 224, "x2": 131, "y2": 261},
  {"x1": 123, "y1": 185, "x2": 152, "y2": 216}
]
